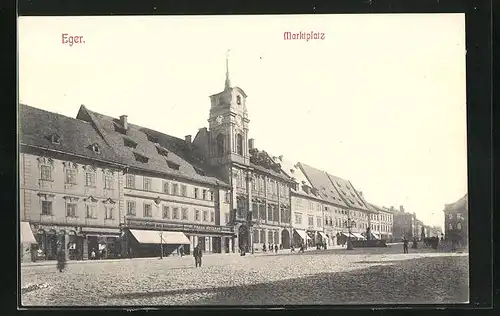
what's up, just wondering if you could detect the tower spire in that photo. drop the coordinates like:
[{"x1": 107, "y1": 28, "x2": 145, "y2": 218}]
[{"x1": 225, "y1": 49, "x2": 231, "y2": 90}]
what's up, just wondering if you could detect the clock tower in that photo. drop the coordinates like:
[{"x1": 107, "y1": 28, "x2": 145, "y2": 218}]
[{"x1": 208, "y1": 52, "x2": 250, "y2": 167}]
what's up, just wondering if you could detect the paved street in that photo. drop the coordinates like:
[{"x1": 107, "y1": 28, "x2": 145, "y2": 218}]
[{"x1": 21, "y1": 246, "x2": 468, "y2": 306}]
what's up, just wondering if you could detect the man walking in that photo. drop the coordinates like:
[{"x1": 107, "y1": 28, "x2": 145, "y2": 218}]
[
  {"x1": 403, "y1": 237, "x2": 409, "y2": 254},
  {"x1": 193, "y1": 243, "x2": 203, "y2": 267}
]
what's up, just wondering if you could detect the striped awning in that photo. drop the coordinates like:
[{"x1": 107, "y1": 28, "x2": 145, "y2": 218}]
[
  {"x1": 20, "y1": 222, "x2": 36, "y2": 244},
  {"x1": 130, "y1": 229, "x2": 190, "y2": 245},
  {"x1": 294, "y1": 229, "x2": 308, "y2": 241}
]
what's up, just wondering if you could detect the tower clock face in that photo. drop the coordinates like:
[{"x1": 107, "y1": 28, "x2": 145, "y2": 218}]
[{"x1": 216, "y1": 115, "x2": 223, "y2": 124}]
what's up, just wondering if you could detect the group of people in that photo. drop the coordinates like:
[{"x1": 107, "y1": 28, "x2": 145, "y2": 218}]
[{"x1": 262, "y1": 244, "x2": 281, "y2": 253}]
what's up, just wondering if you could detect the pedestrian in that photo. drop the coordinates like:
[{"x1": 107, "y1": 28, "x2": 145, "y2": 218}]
[
  {"x1": 56, "y1": 247, "x2": 66, "y2": 272},
  {"x1": 274, "y1": 244, "x2": 278, "y2": 253},
  {"x1": 91, "y1": 249, "x2": 96, "y2": 260},
  {"x1": 262, "y1": 244, "x2": 267, "y2": 252},
  {"x1": 403, "y1": 237, "x2": 409, "y2": 254},
  {"x1": 291, "y1": 245, "x2": 295, "y2": 252},
  {"x1": 193, "y1": 243, "x2": 203, "y2": 267},
  {"x1": 179, "y1": 245, "x2": 184, "y2": 257}
]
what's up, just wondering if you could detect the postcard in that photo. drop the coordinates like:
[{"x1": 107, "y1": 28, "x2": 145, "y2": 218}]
[{"x1": 18, "y1": 14, "x2": 468, "y2": 306}]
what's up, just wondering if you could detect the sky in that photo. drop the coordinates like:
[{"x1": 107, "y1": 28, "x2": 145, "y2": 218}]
[{"x1": 18, "y1": 14, "x2": 467, "y2": 229}]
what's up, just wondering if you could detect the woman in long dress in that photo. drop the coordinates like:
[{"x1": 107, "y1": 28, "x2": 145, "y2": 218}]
[{"x1": 56, "y1": 247, "x2": 66, "y2": 272}]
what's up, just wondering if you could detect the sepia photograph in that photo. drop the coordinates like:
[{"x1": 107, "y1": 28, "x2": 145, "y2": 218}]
[{"x1": 18, "y1": 14, "x2": 469, "y2": 306}]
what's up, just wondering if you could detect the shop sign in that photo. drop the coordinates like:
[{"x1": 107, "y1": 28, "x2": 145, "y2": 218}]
[{"x1": 126, "y1": 219, "x2": 234, "y2": 234}]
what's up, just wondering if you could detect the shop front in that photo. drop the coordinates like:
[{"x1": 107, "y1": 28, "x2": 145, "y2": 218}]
[
  {"x1": 292, "y1": 229, "x2": 309, "y2": 248},
  {"x1": 122, "y1": 219, "x2": 235, "y2": 258}
]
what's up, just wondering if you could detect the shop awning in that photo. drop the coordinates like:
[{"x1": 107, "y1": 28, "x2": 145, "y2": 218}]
[
  {"x1": 371, "y1": 233, "x2": 381, "y2": 240},
  {"x1": 20, "y1": 222, "x2": 36, "y2": 244},
  {"x1": 352, "y1": 232, "x2": 366, "y2": 240},
  {"x1": 341, "y1": 232, "x2": 350, "y2": 237},
  {"x1": 318, "y1": 231, "x2": 328, "y2": 239},
  {"x1": 294, "y1": 229, "x2": 308, "y2": 241},
  {"x1": 129, "y1": 229, "x2": 190, "y2": 244}
]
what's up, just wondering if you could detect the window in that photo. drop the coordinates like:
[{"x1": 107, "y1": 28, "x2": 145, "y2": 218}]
[
  {"x1": 317, "y1": 217, "x2": 322, "y2": 227},
  {"x1": 449, "y1": 223, "x2": 453, "y2": 230},
  {"x1": 126, "y1": 201, "x2": 136, "y2": 216},
  {"x1": 274, "y1": 231, "x2": 279, "y2": 245},
  {"x1": 267, "y1": 205, "x2": 273, "y2": 221},
  {"x1": 268, "y1": 231, "x2": 274, "y2": 244},
  {"x1": 236, "y1": 134, "x2": 243, "y2": 155},
  {"x1": 134, "y1": 153, "x2": 149, "y2": 163},
  {"x1": 253, "y1": 229, "x2": 259, "y2": 243},
  {"x1": 225, "y1": 191, "x2": 230, "y2": 203},
  {"x1": 194, "y1": 188, "x2": 199, "y2": 199},
  {"x1": 203, "y1": 210, "x2": 208, "y2": 221},
  {"x1": 92, "y1": 144, "x2": 100, "y2": 154},
  {"x1": 224, "y1": 212, "x2": 229, "y2": 224},
  {"x1": 457, "y1": 222, "x2": 462, "y2": 230},
  {"x1": 143, "y1": 177, "x2": 152, "y2": 191},
  {"x1": 236, "y1": 95, "x2": 241, "y2": 105},
  {"x1": 162, "y1": 206, "x2": 170, "y2": 219},
  {"x1": 210, "y1": 211, "x2": 215, "y2": 222},
  {"x1": 259, "y1": 204, "x2": 266, "y2": 220},
  {"x1": 166, "y1": 161, "x2": 180, "y2": 170},
  {"x1": 126, "y1": 174, "x2": 135, "y2": 188},
  {"x1": 260, "y1": 230, "x2": 266, "y2": 244},
  {"x1": 40, "y1": 165, "x2": 52, "y2": 181},
  {"x1": 105, "y1": 207, "x2": 114, "y2": 219},
  {"x1": 172, "y1": 184, "x2": 179, "y2": 195},
  {"x1": 67, "y1": 203, "x2": 77, "y2": 217},
  {"x1": 210, "y1": 191, "x2": 214, "y2": 201},
  {"x1": 124, "y1": 138, "x2": 137, "y2": 148},
  {"x1": 86, "y1": 205, "x2": 96, "y2": 218},
  {"x1": 172, "y1": 208, "x2": 179, "y2": 219},
  {"x1": 216, "y1": 134, "x2": 225, "y2": 157},
  {"x1": 308, "y1": 216, "x2": 314, "y2": 226},
  {"x1": 65, "y1": 169, "x2": 77, "y2": 184},
  {"x1": 104, "y1": 175, "x2": 113, "y2": 189},
  {"x1": 448, "y1": 213, "x2": 453, "y2": 220},
  {"x1": 41, "y1": 201, "x2": 52, "y2": 215},
  {"x1": 180, "y1": 185, "x2": 187, "y2": 197},
  {"x1": 163, "y1": 181, "x2": 169, "y2": 194},
  {"x1": 181, "y1": 208, "x2": 188, "y2": 220},
  {"x1": 51, "y1": 134, "x2": 61, "y2": 144},
  {"x1": 195, "y1": 210, "x2": 201, "y2": 221},
  {"x1": 273, "y1": 205, "x2": 279, "y2": 222},
  {"x1": 143, "y1": 204, "x2": 152, "y2": 217},
  {"x1": 295, "y1": 213, "x2": 302, "y2": 225},
  {"x1": 202, "y1": 189, "x2": 207, "y2": 200},
  {"x1": 85, "y1": 172, "x2": 96, "y2": 187}
]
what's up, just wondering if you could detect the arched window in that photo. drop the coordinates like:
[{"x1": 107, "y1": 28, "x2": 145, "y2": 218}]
[
  {"x1": 216, "y1": 134, "x2": 225, "y2": 156},
  {"x1": 236, "y1": 133, "x2": 243, "y2": 155}
]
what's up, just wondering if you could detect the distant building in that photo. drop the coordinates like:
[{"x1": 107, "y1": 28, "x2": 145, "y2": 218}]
[
  {"x1": 365, "y1": 202, "x2": 394, "y2": 241},
  {"x1": 443, "y1": 194, "x2": 468, "y2": 247},
  {"x1": 390, "y1": 205, "x2": 416, "y2": 240}
]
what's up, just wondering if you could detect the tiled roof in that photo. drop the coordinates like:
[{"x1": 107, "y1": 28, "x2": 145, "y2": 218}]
[
  {"x1": 76, "y1": 106, "x2": 229, "y2": 187},
  {"x1": 369, "y1": 203, "x2": 391, "y2": 214},
  {"x1": 274, "y1": 155, "x2": 322, "y2": 199},
  {"x1": 326, "y1": 173, "x2": 369, "y2": 211},
  {"x1": 19, "y1": 104, "x2": 123, "y2": 165},
  {"x1": 298, "y1": 163, "x2": 347, "y2": 207},
  {"x1": 444, "y1": 194, "x2": 468, "y2": 213}
]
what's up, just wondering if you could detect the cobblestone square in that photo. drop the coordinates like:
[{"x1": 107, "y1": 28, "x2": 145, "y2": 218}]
[{"x1": 21, "y1": 247, "x2": 469, "y2": 306}]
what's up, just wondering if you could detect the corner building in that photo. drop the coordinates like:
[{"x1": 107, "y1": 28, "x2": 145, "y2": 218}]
[{"x1": 193, "y1": 62, "x2": 294, "y2": 252}]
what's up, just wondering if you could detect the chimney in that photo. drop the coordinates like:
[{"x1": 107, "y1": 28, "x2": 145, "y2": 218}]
[
  {"x1": 359, "y1": 191, "x2": 363, "y2": 197},
  {"x1": 278, "y1": 155, "x2": 283, "y2": 161},
  {"x1": 400, "y1": 205, "x2": 405, "y2": 212},
  {"x1": 198, "y1": 127, "x2": 208, "y2": 133},
  {"x1": 248, "y1": 138, "x2": 255, "y2": 150},
  {"x1": 120, "y1": 115, "x2": 128, "y2": 130},
  {"x1": 185, "y1": 135, "x2": 192, "y2": 144}
]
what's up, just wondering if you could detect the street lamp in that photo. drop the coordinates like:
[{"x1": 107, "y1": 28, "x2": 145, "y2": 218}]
[{"x1": 345, "y1": 218, "x2": 356, "y2": 250}]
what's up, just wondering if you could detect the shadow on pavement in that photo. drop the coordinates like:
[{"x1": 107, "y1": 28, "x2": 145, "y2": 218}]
[{"x1": 105, "y1": 256, "x2": 468, "y2": 305}]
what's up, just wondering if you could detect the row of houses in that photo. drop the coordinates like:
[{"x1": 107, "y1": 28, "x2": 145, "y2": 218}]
[{"x1": 19, "y1": 64, "x2": 434, "y2": 262}]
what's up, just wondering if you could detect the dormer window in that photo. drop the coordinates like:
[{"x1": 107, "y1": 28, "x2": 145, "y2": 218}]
[
  {"x1": 51, "y1": 134, "x2": 61, "y2": 144},
  {"x1": 236, "y1": 95, "x2": 241, "y2": 105},
  {"x1": 166, "y1": 160, "x2": 180, "y2": 170},
  {"x1": 90, "y1": 143, "x2": 100, "y2": 154},
  {"x1": 124, "y1": 138, "x2": 137, "y2": 149},
  {"x1": 194, "y1": 167, "x2": 205, "y2": 176},
  {"x1": 156, "y1": 145, "x2": 169, "y2": 157},
  {"x1": 133, "y1": 152, "x2": 149, "y2": 163}
]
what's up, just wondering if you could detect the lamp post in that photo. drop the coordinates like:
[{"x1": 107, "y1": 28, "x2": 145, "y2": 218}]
[{"x1": 346, "y1": 218, "x2": 356, "y2": 250}]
